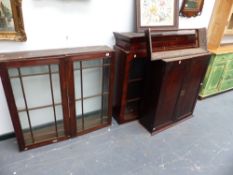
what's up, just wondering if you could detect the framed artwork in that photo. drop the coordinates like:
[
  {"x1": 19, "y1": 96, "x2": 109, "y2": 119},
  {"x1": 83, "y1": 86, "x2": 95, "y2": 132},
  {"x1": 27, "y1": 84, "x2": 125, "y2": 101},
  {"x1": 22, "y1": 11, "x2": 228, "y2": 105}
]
[
  {"x1": 180, "y1": 0, "x2": 205, "y2": 17},
  {"x1": 0, "y1": 0, "x2": 26, "y2": 41},
  {"x1": 136, "y1": 0, "x2": 179, "y2": 32}
]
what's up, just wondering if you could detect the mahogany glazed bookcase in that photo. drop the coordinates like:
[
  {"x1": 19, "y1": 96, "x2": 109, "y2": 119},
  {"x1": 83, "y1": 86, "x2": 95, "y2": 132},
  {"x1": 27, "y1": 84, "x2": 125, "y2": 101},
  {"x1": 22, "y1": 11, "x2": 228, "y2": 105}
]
[{"x1": 0, "y1": 46, "x2": 114, "y2": 151}]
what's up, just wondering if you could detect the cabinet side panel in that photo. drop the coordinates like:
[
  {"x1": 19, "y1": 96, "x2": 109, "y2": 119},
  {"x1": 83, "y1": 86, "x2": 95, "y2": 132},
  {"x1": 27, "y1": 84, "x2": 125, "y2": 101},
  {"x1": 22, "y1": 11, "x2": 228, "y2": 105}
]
[
  {"x1": 140, "y1": 61, "x2": 164, "y2": 132},
  {"x1": 112, "y1": 47, "x2": 127, "y2": 122}
]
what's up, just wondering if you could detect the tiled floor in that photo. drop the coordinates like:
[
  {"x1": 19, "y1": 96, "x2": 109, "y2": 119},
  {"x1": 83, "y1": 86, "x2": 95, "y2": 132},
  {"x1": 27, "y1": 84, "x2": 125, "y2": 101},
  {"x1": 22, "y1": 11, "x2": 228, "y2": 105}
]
[{"x1": 1, "y1": 91, "x2": 233, "y2": 175}]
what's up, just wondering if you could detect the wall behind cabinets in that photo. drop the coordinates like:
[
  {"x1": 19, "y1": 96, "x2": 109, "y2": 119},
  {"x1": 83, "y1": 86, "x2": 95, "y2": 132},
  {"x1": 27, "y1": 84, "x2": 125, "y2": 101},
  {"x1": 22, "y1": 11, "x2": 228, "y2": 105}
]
[{"x1": 0, "y1": 0, "x2": 215, "y2": 135}]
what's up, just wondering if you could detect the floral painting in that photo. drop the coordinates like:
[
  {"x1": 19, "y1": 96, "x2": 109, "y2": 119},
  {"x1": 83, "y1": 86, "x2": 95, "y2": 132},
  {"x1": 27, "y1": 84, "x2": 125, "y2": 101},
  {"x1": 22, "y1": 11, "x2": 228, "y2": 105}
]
[
  {"x1": 140, "y1": 0, "x2": 175, "y2": 27},
  {"x1": 0, "y1": 0, "x2": 15, "y2": 31}
]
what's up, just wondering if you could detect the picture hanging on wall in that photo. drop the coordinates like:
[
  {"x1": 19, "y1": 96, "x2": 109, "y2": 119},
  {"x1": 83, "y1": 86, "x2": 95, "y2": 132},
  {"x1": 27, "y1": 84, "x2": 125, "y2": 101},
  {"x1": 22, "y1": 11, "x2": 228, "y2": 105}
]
[
  {"x1": 0, "y1": 0, "x2": 26, "y2": 41},
  {"x1": 136, "y1": 0, "x2": 179, "y2": 32},
  {"x1": 180, "y1": 0, "x2": 205, "y2": 17}
]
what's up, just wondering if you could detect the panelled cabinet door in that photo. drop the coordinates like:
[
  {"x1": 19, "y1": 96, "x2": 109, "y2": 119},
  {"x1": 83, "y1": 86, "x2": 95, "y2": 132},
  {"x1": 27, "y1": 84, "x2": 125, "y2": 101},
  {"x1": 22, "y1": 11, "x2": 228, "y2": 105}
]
[
  {"x1": 219, "y1": 58, "x2": 233, "y2": 91},
  {"x1": 69, "y1": 55, "x2": 113, "y2": 135},
  {"x1": 174, "y1": 56, "x2": 209, "y2": 120},
  {"x1": 5, "y1": 59, "x2": 69, "y2": 150},
  {"x1": 153, "y1": 60, "x2": 186, "y2": 129},
  {"x1": 203, "y1": 60, "x2": 226, "y2": 96}
]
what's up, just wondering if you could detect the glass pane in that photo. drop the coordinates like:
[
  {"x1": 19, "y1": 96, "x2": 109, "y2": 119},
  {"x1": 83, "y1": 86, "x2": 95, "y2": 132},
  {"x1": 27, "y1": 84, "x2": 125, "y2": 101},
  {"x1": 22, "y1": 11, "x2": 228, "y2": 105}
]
[
  {"x1": 83, "y1": 96, "x2": 102, "y2": 130},
  {"x1": 74, "y1": 61, "x2": 80, "y2": 70},
  {"x1": 55, "y1": 105, "x2": 64, "y2": 137},
  {"x1": 52, "y1": 73, "x2": 62, "y2": 103},
  {"x1": 82, "y1": 59, "x2": 102, "y2": 68},
  {"x1": 30, "y1": 107, "x2": 57, "y2": 143},
  {"x1": 23, "y1": 75, "x2": 52, "y2": 108},
  {"x1": 74, "y1": 68, "x2": 81, "y2": 100},
  {"x1": 19, "y1": 112, "x2": 33, "y2": 145},
  {"x1": 127, "y1": 81, "x2": 143, "y2": 100},
  {"x1": 129, "y1": 58, "x2": 146, "y2": 80},
  {"x1": 102, "y1": 94, "x2": 109, "y2": 124},
  {"x1": 10, "y1": 78, "x2": 25, "y2": 110},
  {"x1": 50, "y1": 64, "x2": 59, "y2": 73},
  {"x1": 76, "y1": 100, "x2": 83, "y2": 131},
  {"x1": 83, "y1": 67, "x2": 102, "y2": 97},
  {"x1": 20, "y1": 65, "x2": 49, "y2": 75},
  {"x1": 103, "y1": 66, "x2": 110, "y2": 93},
  {"x1": 8, "y1": 68, "x2": 18, "y2": 77}
]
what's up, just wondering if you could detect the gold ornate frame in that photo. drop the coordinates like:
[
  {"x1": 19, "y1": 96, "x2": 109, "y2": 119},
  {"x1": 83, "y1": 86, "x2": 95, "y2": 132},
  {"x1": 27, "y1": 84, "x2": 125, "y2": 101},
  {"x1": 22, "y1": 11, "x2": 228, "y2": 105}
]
[{"x1": 0, "y1": 0, "x2": 26, "y2": 41}]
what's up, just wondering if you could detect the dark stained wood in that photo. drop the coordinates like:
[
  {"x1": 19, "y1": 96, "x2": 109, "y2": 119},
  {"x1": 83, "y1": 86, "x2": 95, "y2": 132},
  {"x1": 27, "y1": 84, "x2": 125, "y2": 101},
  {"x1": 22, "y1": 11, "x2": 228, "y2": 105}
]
[
  {"x1": 140, "y1": 55, "x2": 210, "y2": 134},
  {"x1": 59, "y1": 58, "x2": 71, "y2": 137},
  {"x1": 0, "y1": 46, "x2": 114, "y2": 151},
  {"x1": 0, "y1": 65, "x2": 25, "y2": 151},
  {"x1": 138, "y1": 29, "x2": 210, "y2": 134},
  {"x1": 174, "y1": 55, "x2": 210, "y2": 121},
  {"x1": 114, "y1": 29, "x2": 210, "y2": 127},
  {"x1": 0, "y1": 46, "x2": 112, "y2": 62}
]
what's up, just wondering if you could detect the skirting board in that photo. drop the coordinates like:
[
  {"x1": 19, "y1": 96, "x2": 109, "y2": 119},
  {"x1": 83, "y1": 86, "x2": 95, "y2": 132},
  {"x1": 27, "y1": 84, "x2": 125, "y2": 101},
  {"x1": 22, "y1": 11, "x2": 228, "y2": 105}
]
[{"x1": 0, "y1": 132, "x2": 15, "y2": 141}]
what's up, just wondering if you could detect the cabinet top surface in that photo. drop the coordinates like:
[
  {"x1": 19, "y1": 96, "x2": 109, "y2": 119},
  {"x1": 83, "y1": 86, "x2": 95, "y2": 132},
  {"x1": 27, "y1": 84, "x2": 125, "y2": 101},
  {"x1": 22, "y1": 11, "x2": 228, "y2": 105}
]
[
  {"x1": 0, "y1": 46, "x2": 113, "y2": 62},
  {"x1": 114, "y1": 30, "x2": 199, "y2": 41}
]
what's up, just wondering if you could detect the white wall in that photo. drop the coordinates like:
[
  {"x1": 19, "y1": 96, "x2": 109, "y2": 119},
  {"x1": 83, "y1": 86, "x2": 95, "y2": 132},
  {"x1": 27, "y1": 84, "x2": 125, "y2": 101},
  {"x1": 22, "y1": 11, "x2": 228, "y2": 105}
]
[{"x1": 0, "y1": 0, "x2": 215, "y2": 135}]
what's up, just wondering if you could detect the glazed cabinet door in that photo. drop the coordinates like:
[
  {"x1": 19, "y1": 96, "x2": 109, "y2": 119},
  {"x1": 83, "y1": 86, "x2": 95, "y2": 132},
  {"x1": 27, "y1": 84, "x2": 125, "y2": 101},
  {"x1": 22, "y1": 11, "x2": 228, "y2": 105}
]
[
  {"x1": 174, "y1": 56, "x2": 210, "y2": 120},
  {"x1": 1, "y1": 58, "x2": 69, "y2": 150},
  {"x1": 69, "y1": 53, "x2": 113, "y2": 136}
]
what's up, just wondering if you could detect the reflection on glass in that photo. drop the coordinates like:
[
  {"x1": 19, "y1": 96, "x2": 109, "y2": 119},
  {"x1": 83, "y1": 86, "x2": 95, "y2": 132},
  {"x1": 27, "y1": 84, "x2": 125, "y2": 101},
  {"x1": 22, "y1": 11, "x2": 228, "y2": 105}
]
[
  {"x1": 29, "y1": 107, "x2": 57, "y2": 143},
  {"x1": 102, "y1": 94, "x2": 109, "y2": 123},
  {"x1": 52, "y1": 73, "x2": 62, "y2": 103},
  {"x1": 74, "y1": 68, "x2": 81, "y2": 100},
  {"x1": 19, "y1": 112, "x2": 33, "y2": 145},
  {"x1": 83, "y1": 96, "x2": 102, "y2": 130},
  {"x1": 8, "y1": 68, "x2": 18, "y2": 77},
  {"x1": 83, "y1": 67, "x2": 102, "y2": 97},
  {"x1": 50, "y1": 64, "x2": 59, "y2": 73},
  {"x1": 23, "y1": 75, "x2": 52, "y2": 108},
  {"x1": 82, "y1": 59, "x2": 102, "y2": 68},
  {"x1": 76, "y1": 100, "x2": 83, "y2": 131},
  {"x1": 55, "y1": 105, "x2": 65, "y2": 137},
  {"x1": 74, "y1": 58, "x2": 111, "y2": 133},
  {"x1": 103, "y1": 66, "x2": 110, "y2": 93},
  {"x1": 20, "y1": 65, "x2": 49, "y2": 75},
  {"x1": 10, "y1": 78, "x2": 25, "y2": 110},
  {"x1": 8, "y1": 64, "x2": 65, "y2": 146}
]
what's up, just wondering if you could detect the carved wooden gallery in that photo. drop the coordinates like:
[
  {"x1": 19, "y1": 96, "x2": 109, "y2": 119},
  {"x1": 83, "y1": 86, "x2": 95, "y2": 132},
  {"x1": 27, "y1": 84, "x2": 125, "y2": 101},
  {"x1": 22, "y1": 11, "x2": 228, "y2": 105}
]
[{"x1": 0, "y1": 0, "x2": 232, "y2": 153}]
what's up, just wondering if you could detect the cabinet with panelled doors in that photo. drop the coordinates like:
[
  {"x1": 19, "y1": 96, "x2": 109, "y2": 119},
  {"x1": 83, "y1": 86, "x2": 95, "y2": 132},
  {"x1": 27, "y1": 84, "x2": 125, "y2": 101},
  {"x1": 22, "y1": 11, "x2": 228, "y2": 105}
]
[
  {"x1": 140, "y1": 55, "x2": 210, "y2": 134},
  {"x1": 199, "y1": 53, "x2": 233, "y2": 98},
  {"x1": 0, "y1": 46, "x2": 114, "y2": 151}
]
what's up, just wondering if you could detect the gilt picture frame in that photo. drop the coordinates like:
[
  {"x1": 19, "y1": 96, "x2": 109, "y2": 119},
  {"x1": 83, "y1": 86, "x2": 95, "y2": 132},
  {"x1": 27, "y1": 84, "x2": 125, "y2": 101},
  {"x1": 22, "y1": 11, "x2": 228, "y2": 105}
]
[
  {"x1": 136, "y1": 0, "x2": 179, "y2": 32},
  {"x1": 0, "y1": 0, "x2": 26, "y2": 41}
]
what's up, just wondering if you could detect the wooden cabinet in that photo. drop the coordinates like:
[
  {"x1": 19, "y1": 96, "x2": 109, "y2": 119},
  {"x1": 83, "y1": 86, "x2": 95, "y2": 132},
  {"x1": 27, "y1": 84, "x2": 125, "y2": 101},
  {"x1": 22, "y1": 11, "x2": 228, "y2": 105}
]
[
  {"x1": 140, "y1": 55, "x2": 210, "y2": 134},
  {"x1": 113, "y1": 46, "x2": 147, "y2": 123},
  {"x1": 113, "y1": 29, "x2": 210, "y2": 124},
  {"x1": 0, "y1": 46, "x2": 114, "y2": 151},
  {"x1": 199, "y1": 53, "x2": 233, "y2": 98}
]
